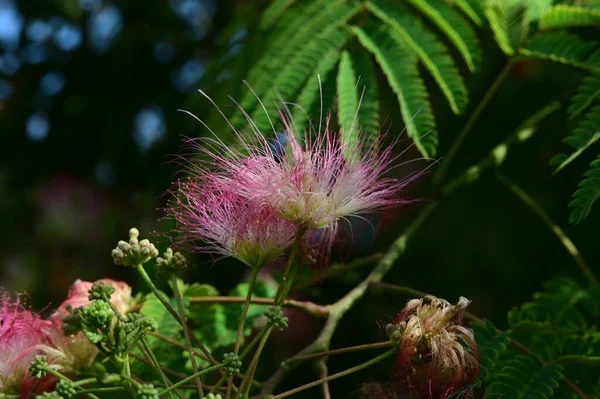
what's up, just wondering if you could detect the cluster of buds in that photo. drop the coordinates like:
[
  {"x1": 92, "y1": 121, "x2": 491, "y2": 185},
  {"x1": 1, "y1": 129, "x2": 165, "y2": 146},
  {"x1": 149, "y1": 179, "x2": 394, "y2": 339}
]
[
  {"x1": 28, "y1": 355, "x2": 48, "y2": 379},
  {"x1": 54, "y1": 380, "x2": 76, "y2": 399},
  {"x1": 120, "y1": 313, "x2": 158, "y2": 341},
  {"x1": 222, "y1": 352, "x2": 242, "y2": 376},
  {"x1": 136, "y1": 384, "x2": 159, "y2": 399},
  {"x1": 112, "y1": 228, "x2": 159, "y2": 266},
  {"x1": 155, "y1": 248, "x2": 187, "y2": 272},
  {"x1": 88, "y1": 281, "x2": 116, "y2": 303},
  {"x1": 264, "y1": 306, "x2": 288, "y2": 330}
]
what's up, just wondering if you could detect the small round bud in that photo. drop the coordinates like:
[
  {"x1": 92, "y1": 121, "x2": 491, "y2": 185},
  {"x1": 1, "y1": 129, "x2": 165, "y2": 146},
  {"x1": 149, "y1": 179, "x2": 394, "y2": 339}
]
[
  {"x1": 264, "y1": 306, "x2": 288, "y2": 330},
  {"x1": 29, "y1": 355, "x2": 48, "y2": 378},
  {"x1": 206, "y1": 394, "x2": 223, "y2": 399},
  {"x1": 223, "y1": 352, "x2": 242, "y2": 376},
  {"x1": 136, "y1": 384, "x2": 158, "y2": 399},
  {"x1": 156, "y1": 248, "x2": 188, "y2": 272},
  {"x1": 55, "y1": 380, "x2": 76, "y2": 398},
  {"x1": 112, "y1": 228, "x2": 159, "y2": 266},
  {"x1": 88, "y1": 281, "x2": 116, "y2": 302}
]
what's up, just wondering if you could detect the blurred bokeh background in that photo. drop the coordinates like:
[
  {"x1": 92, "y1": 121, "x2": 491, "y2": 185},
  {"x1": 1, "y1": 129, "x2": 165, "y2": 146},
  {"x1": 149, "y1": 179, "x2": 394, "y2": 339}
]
[{"x1": 1, "y1": 0, "x2": 599, "y2": 397}]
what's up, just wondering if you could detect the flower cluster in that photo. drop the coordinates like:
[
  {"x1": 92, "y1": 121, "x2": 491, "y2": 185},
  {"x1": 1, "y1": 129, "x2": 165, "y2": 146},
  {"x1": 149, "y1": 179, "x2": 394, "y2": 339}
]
[
  {"x1": 169, "y1": 116, "x2": 413, "y2": 268},
  {"x1": 372, "y1": 296, "x2": 479, "y2": 398},
  {"x1": 0, "y1": 279, "x2": 131, "y2": 398}
]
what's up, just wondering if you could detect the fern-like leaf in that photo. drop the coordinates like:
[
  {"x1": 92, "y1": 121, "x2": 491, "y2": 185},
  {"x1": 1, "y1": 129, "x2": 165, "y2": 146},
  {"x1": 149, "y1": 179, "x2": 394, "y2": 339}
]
[
  {"x1": 291, "y1": 51, "x2": 340, "y2": 135},
  {"x1": 248, "y1": 26, "x2": 352, "y2": 132},
  {"x1": 485, "y1": 356, "x2": 563, "y2": 399},
  {"x1": 452, "y1": 0, "x2": 484, "y2": 26},
  {"x1": 569, "y1": 73, "x2": 600, "y2": 118},
  {"x1": 551, "y1": 105, "x2": 600, "y2": 173},
  {"x1": 406, "y1": 0, "x2": 481, "y2": 71},
  {"x1": 337, "y1": 50, "x2": 361, "y2": 154},
  {"x1": 569, "y1": 152, "x2": 600, "y2": 224},
  {"x1": 471, "y1": 320, "x2": 510, "y2": 381},
  {"x1": 519, "y1": 31, "x2": 600, "y2": 70},
  {"x1": 352, "y1": 22, "x2": 437, "y2": 158},
  {"x1": 234, "y1": 0, "x2": 358, "y2": 126},
  {"x1": 367, "y1": 0, "x2": 468, "y2": 114},
  {"x1": 540, "y1": 5, "x2": 600, "y2": 29},
  {"x1": 350, "y1": 51, "x2": 380, "y2": 142},
  {"x1": 485, "y1": 0, "x2": 529, "y2": 55},
  {"x1": 524, "y1": 0, "x2": 554, "y2": 22},
  {"x1": 260, "y1": 0, "x2": 297, "y2": 29}
]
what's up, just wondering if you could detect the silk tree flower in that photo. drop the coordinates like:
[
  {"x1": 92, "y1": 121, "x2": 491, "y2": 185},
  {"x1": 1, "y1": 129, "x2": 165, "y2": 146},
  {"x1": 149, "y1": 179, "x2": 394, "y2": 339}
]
[
  {"x1": 48, "y1": 279, "x2": 132, "y2": 370},
  {"x1": 389, "y1": 296, "x2": 479, "y2": 398},
  {"x1": 168, "y1": 179, "x2": 298, "y2": 268},
  {"x1": 0, "y1": 296, "x2": 56, "y2": 396}
]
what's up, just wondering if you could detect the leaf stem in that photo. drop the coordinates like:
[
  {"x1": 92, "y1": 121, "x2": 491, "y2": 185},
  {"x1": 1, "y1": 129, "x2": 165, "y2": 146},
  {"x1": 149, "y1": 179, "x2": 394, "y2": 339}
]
[
  {"x1": 159, "y1": 363, "x2": 224, "y2": 397},
  {"x1": 188, "y1": 296, "x2": 329, "y2": 318},
  {"x1": 138, "y1": 339, "x2": 182, "y2": 399},
  {"x1": 283, "y1": 341, "x2": 393, "y2": 366},
  {"x1": 172, "y1": 273, "x2": 204, "y2": 398},
  {"x1": 269, "y1": 349, "x2": 396, "y2": 399},
  {"x1": 434, "y1": 61, "x2": 513, "y2": 186},
  {"x1": 497, "y1": 173, "x2": 598, "y2": 284}
]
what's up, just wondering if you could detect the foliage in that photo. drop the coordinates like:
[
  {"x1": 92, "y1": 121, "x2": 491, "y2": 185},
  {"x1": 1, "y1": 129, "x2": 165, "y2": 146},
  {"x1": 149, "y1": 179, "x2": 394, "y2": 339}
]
[{"x1": 473, "y1": 278, "x2": 600, "y2": 397}]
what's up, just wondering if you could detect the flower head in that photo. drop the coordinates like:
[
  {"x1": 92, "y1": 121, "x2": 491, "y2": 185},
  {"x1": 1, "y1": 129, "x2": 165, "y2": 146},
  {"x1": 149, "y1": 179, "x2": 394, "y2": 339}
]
[
  {"x1": 0, "y1": 296, "x2": 55, "y2": 395},
  {"x1": 389, "y1": 296, "x2": 479, "y2": 398},
  {"x1": 169, "y1": 179, "x2": 298, "y2": 268}
]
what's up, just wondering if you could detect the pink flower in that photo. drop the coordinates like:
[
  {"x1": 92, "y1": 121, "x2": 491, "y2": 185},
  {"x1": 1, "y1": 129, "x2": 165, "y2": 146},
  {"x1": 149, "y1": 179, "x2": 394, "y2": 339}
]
[
  {"x1": 0, "y1": 296, "x2": 56, "y2": 396},
  {"x1": 391, "y1": 296, "x2": 479, "y2": 398},
  {"x1": 173, "y1": 114, "x2": 417, "y2": 264},
  {"x1": 51, "y1": 279, "x2": 132, "y2": 319},
  {"x1": 49, "y1": 279, "x2": 132, "y2": 370},
  {"x1": 169, "y1": 180, "x2": 298, "y2": 268}
]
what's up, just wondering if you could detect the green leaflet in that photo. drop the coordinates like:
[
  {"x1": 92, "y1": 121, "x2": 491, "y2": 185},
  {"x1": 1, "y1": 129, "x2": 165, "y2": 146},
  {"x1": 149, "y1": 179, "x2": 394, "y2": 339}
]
[
  {"x1": 406, "y1": 0, "x2": 481, "y2": 71},
  {"x1": 353, "y1": 22, "x2": 437, "y2": 158},
  {"x1": 540, "y1": 5, "x2": 600, "y2": 30},
  {"x1": 569, "y1": 152, "x2": 600, "y2": 224},
  {"x1": 471, "y1": 320, "x2": 510, "y2": 382},
  {"x1": 519, "y1": 31, "x2": 600, "y2": 70},
  {"x1": 368, "y1": 0, "x2": 468, "y2": 114},
  {"x1": 485, "y1": 356, "x2": 563, "y2": 399},
  {"x1": 337, "y1": 50, "x2": 361, "y2": 157}
]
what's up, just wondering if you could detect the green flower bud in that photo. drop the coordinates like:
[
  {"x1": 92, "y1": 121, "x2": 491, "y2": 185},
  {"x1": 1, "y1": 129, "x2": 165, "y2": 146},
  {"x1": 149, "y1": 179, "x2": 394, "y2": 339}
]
[
  {"x1": 264, "y1": 305, "x2": 288, "y2": 330},
  {"x1": 29, "y1": 355, "x2": 48, "y2": 378},
  {"x1": 156, "y1": 248, "x2": 188, "y2": 272},
  {"x1": 136, "y1": 384, "x2": 159, "y2": 399},
  {"x1": 112, "y1": 228, "x2": 159, "y2": 267},
  {"x1": 88, "y1": 281, "x2": 116, "y2": 302},
  {"x1": 55, "y1": 380, "x2": 76, "y2": 399},
  {"x1": 206, "y1": 394, "x2": 223, "y2": 399},
  {"x1": 35, "y1": 392, "x2": 62, "y2": 399},
  {"x1": 223, "y1": 352, "x2": 242, "y2": 376}
]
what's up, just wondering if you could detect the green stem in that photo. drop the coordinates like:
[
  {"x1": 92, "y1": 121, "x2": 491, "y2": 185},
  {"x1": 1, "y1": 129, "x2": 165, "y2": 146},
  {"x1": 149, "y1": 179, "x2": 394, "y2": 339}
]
[
  {"x1": 188, "y1": 296, "x2": 329, "y2": 318},
  {"x1": 172, "y1": 274, "x2": 205, "y2": 399},
  {"x1": 135, "y1": 264, "x2": 218, "y2": 367},
  {"x1": 227, "y1": 265, "x2": 261, "y2": 399},
  {"x1": 72, "y1": 387, "x2": 124, "y2": 396},
  {"x1": 210, "y1": 375, "x2": 228, "y2": 395},
  {"x1": 42, "y1": 369, "x2": 101, "y2": 399},
  {"x1": 240, "y1": 325, "x2": 270, "y2": 360},
  {"x1": 238, "y1": 327, "x2": 273, "y2": 398},
  {"x1": 139, "y1": 339, "x2": 181, "y2": 399},
  {"x1": 71, "y1": 377, "x2": 98, "y2": 387},
  {"x1": 283, "y1": 341, "x2": 393, "y2": 366},
  {"x1": 269, "y1": 349, "x2": 396, "y2": 399},
  {"x1": 433, "y1": 61, "x2": 514, "y2": 187},
  {"x1": 497, "y1": 173, "x2": 598, "y2": 284},
  {"x1": 158, "y1": 363, "x2": 224, "y2": 397}
]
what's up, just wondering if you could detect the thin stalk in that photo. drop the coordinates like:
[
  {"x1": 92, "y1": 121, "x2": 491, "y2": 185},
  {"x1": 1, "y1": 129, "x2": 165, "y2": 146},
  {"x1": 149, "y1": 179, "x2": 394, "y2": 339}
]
[
  {"x1": 269, "y1": 349, "x2": 396, "y2": 399},
  {"x1": 189, "y1": 296, "x2": 329, "y2": 318},
  {"x1": 71, "y1": 377, "x2": 98, "y2": 387},
  {"x1": 72, "y1": 387, "x2": 124, "y2": 396},
  {"x1": 227, "y1": 265, "x2": 261, "y2": 399},
  {"x1": 138, "y1": 339, "x2": 182, "y2": 399},
  {"x1": 42, "y1": 369, "x2": 101, "y2": 399},
  {"x1": 498, "y1": 173, "x2": 598, "y2": 284},
  {"x1": 237, "y1": 230, "x2": 305, "y2": 399},
  {"x1": 210, "y1": 375, "x2": 228, "y2": 395},
  {"x1": 135, "y1": 264, "x2": 218, "y2": 367},
  {"x1": 283, "y1": 341, "x2": 393, "y2": 366},
  {"x1": 159, "y1": 363, "x2": 224, "y2": 397},
  {"x1": 172, "y1": 274, "x2": 204, "y2": 398},
  {"x1": 434, "y1": 61, "x2": 514, "y2": 187}
]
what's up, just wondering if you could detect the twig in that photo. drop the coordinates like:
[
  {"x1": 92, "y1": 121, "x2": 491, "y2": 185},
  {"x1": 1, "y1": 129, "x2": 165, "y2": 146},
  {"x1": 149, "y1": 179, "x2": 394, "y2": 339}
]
[
  {"x1": 283, "y1": 341, "x2": 393, "y2": 365},
  {"x1": 497, "y1": 173, "x2": 598, "y2": 284},
  {"x1": 313, "y1": 358, "x2": 331, "y2": 399},
  {"x1": 188, "y1": 296, "x2": 329, "y2": 318}
]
